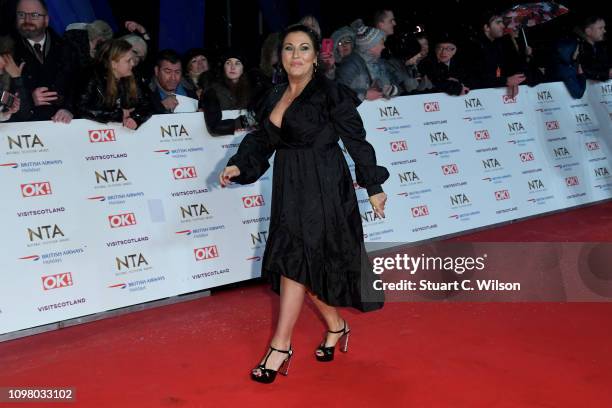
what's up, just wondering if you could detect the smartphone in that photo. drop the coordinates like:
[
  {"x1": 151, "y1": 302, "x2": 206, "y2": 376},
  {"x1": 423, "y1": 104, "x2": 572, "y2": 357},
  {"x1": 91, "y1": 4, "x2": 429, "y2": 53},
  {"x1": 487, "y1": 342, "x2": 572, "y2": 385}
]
[
  {"x1": 321, "y1": 38, "x2": 333, "y2": 55},
  {"x1": 0, "y1": 91, "x2": 15, "y2": 109}
]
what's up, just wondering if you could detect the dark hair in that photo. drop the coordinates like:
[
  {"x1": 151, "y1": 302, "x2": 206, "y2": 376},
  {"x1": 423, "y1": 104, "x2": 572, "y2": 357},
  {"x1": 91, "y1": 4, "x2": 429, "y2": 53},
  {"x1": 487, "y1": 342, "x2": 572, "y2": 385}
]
[
  {"x1": 278, "y1": 24, "x2": 321, "y2": 55},
  {"x1": 478, "y1": 10, "x2": 502, "y2": 29},
  {"x1": 156, "y1": 49, "x2": 181, "y2": 67},
  {"x1": 183, "y1": 48, "x2": 207, "y2": 74},
  {"x1": 580, "y1": 15, "x2": 605, "y2": 31},
  {"x1": 17, "y1": 0, "x2": 48, "y2": 13},
  {"x1": 373, "y1": 9, "x2": 392, "y2": 26}
]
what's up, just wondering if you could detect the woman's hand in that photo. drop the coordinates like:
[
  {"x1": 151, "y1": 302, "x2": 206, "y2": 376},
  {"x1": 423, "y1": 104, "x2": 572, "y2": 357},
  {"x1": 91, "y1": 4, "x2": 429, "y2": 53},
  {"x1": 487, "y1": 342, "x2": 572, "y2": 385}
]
[
  {"x1": 123, "y1": 117, "x2": 137, "y2": 129},
  {"x1": 369, "y1": 192, "x2": 387, "y2": 218},
  {"x1": 219, "y1": 165, "x2": 240, "y2": 187},
  {"x1": 125, "y1": 21, "x2": 146, "y2": 35},
  {"x1": 1, "y1": 54, "x2": 25, "y2": 78},
  {"x1": 7, "y1": 93, "x2": 20, "y2": 114}
]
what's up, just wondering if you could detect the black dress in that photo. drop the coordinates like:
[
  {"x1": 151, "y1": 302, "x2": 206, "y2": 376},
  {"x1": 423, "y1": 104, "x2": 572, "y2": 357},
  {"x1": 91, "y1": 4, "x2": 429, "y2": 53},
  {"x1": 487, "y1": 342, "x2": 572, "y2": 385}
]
[{"x1": 228, "y1": 76, "x2": 389, "y2": 312}]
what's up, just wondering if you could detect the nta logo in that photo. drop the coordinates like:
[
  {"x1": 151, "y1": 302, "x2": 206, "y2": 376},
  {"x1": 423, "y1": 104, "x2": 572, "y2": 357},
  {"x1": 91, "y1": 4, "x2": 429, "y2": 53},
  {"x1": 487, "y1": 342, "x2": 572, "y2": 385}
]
[
  {"x1": 528, "y1": 179, "x2": 545, "y2": 190},
  {"x1": 398, "y1": 171, "x2": 420, "y2": 183},
  {"x1": 21, "y1": 181, "x2": 52, "y2": 197},
  {"x1": 450, "y1": 193, "x2": 470, "y2": 206},
  {"x1": 7, "y1": 134, "x2": 44, "y2": 149},
  {"x1": 89, "y1": 129, "x2": 116, "y2": 143},
  {"x1": 507, "y1": 122, "x2": 525, "y2": 132},
  {"x1": 594, "y1": 167, "x2": 610, "y2": 178},
  {"x1": 108, "y1": 213, "x2": 137, "y2": 228},
  {"x1": 575, "y1": 113, "x2": 592, "y2": 123},
  {"x1": 161, "y1": 124, "x2": 189, "y2": 138},
  {"x1": 95, "y1": 169, "x2": 127, "y2": 184},
  {"x1": 379, "y1": 106, "x2": 400, "y2": 117},
  {"x1": 429, "y1": 132, "x2": 449, "y2": 143},
  {"x1": 482, "y1": 158, "x2": 501, "y2": 169},
  {"x1": 553, "y1": 146, "x2": 570, "y2": 158},
  {"x1": 537, "y1": 90, "x2": 553, "y2": 101},
  {"x1": 464, "y1": 98, "x2": 482, "y2": 109},
  {"x1": 181, "y1": 204, "x2": 210, "y2": 218},
  {"x1": 28, "y1": 224, "x2": 64, "y2": 241},
  {"x1": 42, "y1": 272, "x2": 73, "y2": 290},
  {"x1": 116, "y1": 253, "x2": 148, "y2": 270}
]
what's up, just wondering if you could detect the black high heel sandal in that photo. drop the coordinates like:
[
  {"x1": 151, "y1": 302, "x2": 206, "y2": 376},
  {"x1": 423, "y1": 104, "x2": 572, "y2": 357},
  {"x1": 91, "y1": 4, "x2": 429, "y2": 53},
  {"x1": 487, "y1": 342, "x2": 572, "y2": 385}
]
[
  {"x1": 315, "y1": 320, "x2": 350, "y2": 362},
  {"x1": 250, "y1": 345, "x2": 293, "y2": 384}
]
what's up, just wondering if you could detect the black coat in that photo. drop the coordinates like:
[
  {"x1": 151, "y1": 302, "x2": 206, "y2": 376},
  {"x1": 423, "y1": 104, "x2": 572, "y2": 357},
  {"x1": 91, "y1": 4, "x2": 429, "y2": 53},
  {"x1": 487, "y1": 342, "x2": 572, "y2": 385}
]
[
  {"x1": 76, "y1": 70, "x2": 153, "y2": 128},
  {"x1": 2, "y1": 75, "x2": 33, "y2": 122},
  {"x1": 465, "y1": 34, "x2": 518, "y2": 90},
  {"x1": 579, "y1": 40, "x2": 611, "y2": 81},
  {"x1": 200, "y1": 81, "x2": 250, "y2": 136},
  {"x1": 419, "y1": 57, "x2": 469, "y2": 96},
  {"x1": 12, "y1": 29, "x2": 77, "y2": 121},
  {"x1": 227, "y1": 75, "x2": 388, "y2": 312}
]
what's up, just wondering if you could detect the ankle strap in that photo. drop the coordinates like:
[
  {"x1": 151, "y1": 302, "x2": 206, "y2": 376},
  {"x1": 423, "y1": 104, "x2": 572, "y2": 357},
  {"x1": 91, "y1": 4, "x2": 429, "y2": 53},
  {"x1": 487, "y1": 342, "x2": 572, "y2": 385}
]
[
  {"x1": 327, "y1": 320, "x2": 346, "y2": 334},
  {"x1": 270, "y1": 345, "x2": 292, "y2": 354}
]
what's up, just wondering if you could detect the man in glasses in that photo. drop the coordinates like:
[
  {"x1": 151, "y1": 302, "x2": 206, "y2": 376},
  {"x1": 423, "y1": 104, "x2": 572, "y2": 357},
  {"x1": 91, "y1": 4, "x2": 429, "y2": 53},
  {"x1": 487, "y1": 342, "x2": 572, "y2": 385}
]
[{"x1": 12, "y1": 0, "x2": 76, "y2": 123}]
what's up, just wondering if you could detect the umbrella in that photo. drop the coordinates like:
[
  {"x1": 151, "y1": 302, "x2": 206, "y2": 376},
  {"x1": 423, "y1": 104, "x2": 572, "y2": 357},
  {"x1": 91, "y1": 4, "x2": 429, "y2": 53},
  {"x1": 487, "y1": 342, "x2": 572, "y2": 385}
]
[{"x1": 503, "y1": 2, "x2": 569, "y2": 47}]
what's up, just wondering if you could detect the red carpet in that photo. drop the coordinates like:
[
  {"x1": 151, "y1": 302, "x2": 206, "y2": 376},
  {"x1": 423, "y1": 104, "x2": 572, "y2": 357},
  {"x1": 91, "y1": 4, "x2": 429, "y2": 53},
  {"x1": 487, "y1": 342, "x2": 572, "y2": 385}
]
[{"x1": 1, "y1": 202, "x2": 611, "y2": 407}]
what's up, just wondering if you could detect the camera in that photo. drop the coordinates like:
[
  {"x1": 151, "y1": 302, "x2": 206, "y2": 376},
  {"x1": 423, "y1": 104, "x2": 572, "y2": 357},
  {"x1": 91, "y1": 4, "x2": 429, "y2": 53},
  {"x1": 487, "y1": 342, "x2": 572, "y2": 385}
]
[{"x1": 0, "y1": 90, "x2": 16, "y2": 111}]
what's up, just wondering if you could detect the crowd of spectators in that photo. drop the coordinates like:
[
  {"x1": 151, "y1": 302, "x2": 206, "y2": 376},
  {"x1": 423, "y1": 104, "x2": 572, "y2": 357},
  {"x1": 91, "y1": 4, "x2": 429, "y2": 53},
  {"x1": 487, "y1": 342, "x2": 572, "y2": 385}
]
[{"x1": 1, "y1": 0, "x2": 610, "y2": 131}]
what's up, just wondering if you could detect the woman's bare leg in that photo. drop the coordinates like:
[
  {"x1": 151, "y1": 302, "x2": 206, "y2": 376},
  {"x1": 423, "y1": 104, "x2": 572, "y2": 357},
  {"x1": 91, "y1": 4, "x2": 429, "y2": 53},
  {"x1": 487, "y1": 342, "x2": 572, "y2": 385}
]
[
  {"x1": 253, "y1": 276, "x2": 305, "y2": 375},
  {"x1": 307, "y1": 292, "x2": 349, "y2": 355}
]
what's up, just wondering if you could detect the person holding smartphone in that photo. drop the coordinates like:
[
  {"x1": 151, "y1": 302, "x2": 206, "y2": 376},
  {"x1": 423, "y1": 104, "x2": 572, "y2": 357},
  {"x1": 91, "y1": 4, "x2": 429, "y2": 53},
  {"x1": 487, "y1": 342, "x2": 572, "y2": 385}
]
[{"x1": 0, "y1": 35, "x2": 30, "y2": 122}]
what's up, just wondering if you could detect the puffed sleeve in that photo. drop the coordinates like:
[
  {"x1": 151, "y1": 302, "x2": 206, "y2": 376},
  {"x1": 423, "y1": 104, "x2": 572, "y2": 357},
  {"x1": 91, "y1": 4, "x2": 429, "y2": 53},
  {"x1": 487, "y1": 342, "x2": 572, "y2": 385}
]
[
  {"x1": 227, "y1": 126, "x2": 275, "y2": 184},
  {"x1": 328, "y1": 81, "x2": 389, "y2": 196}
]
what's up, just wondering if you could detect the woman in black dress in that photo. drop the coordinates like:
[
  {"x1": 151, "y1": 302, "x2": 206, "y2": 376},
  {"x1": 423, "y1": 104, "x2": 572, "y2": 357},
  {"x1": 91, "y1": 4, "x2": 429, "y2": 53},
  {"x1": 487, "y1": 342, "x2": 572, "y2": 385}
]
[{"x1": 219, "y1": 25, "x2": 389, "y2": 384}]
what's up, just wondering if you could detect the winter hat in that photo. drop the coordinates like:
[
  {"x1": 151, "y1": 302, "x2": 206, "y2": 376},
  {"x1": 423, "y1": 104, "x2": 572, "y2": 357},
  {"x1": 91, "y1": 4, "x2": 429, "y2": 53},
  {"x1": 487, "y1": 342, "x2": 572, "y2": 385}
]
[
  {"x1": 331, "y1": 26, "x2": 356, "y2": 59},
  {"x1": 353, "y1": 20, "x2": 386, "y2": 52},
  {"x1": 220, "y1": 49, "x2": 246, "y2": 66},
  {"x1": 87, "y1": 20, "x2": 113, "y2": 42}
]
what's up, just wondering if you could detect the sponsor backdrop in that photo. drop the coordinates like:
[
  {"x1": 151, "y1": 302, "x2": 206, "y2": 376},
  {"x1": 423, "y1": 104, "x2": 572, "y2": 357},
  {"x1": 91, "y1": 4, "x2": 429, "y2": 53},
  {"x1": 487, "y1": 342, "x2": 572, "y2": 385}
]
[{"x1": 1, "y1": 81, "x2": 611, "y2": 335}]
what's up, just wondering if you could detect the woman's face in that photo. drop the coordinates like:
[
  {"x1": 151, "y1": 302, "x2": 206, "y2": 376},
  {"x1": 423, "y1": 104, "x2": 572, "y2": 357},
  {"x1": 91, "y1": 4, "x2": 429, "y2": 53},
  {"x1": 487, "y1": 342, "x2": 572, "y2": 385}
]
[
  {"x1": 189, "y1": 55, "x2": 209, "y2": 76},
  {"x1": 224, "y1": 58, "x2": 243, "y2": 82},
  {"x1": 337, "y1": 38, "x2": 353, "y2": 58},
  {"x1": 281, "y1": 31, "x2": 317, "y2": 79},
  {"x1": 112, "y1": 51, "x2": 135, "y2": 79}
]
